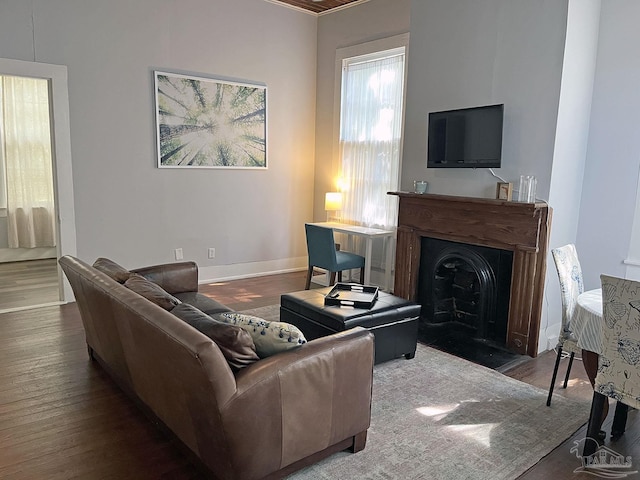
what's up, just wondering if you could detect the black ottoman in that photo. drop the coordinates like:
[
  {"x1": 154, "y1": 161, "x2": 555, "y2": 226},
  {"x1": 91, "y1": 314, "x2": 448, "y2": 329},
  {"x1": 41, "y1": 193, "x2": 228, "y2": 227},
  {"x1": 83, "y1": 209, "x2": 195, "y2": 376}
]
[{"x1": 280, "y1": 287, "x2": 421, "y2": 364}]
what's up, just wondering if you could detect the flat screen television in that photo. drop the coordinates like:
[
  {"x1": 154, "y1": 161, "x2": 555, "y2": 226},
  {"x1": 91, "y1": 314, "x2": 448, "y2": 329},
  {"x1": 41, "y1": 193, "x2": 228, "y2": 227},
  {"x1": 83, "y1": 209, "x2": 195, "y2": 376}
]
[{"x1": 427, "y1": 104, "x2": 504, "y2": 168}]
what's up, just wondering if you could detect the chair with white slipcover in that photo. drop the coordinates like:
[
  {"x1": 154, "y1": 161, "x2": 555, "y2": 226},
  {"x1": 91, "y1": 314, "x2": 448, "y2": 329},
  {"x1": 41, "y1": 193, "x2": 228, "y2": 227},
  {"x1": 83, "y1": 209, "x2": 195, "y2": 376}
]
[
  {"x1": 583, "y1": 274, "x2": 640, "y2": 456},
  {"x1": 546, "y1": 244, "x2": 584, "y2": 406}
]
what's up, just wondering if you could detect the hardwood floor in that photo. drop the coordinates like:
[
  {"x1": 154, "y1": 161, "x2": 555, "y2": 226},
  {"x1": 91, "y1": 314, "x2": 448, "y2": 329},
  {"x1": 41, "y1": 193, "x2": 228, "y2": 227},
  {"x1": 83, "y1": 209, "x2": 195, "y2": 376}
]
[
  {"x1": 0, "y1": 258, "x2": 60, "y2": 311},
  {"x1": 0, "y1": 270, "x2": 637, "y2": 479}
]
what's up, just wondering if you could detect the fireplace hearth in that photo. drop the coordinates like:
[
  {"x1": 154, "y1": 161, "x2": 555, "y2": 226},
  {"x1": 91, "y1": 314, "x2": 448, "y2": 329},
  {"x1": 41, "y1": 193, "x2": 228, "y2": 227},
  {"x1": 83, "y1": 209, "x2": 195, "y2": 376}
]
[{"x1": 390, "y1": 192, "x2": 551, "y2": 358}]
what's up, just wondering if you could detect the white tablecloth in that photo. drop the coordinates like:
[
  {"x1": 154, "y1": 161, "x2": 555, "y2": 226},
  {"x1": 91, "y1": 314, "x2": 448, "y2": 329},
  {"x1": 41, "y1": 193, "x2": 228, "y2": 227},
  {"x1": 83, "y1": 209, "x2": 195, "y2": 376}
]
[{"x1": 570, "y1": 288, "x2": 603, "y2": 354}]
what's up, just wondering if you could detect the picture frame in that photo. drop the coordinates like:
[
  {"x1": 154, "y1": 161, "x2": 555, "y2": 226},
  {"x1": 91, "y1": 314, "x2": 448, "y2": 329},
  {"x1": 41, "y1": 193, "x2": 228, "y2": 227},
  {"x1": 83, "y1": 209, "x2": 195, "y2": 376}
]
[
  {"x1": 496, "y1": 182, "x2": 513, "y2": 201},
  {"x1": 154, "y1": 71, "x2": 267, "y2": 169}
]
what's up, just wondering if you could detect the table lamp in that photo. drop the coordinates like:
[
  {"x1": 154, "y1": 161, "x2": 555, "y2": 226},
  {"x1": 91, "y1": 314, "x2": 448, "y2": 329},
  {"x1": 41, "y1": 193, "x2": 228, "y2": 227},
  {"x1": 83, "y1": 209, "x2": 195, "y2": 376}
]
[{"x1": 325, "y1": 192, "x2": 343, "y2": 222}]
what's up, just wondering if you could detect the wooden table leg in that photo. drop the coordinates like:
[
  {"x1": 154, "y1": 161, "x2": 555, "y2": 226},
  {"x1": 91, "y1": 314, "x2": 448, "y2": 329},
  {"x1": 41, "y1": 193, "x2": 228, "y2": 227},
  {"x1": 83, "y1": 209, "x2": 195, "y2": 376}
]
[
  {"x1": 612, "y1": 402, "x2": 629, "y2": 439},
  {"x1": 584, "y1": 392, "x2": 607, "y2": 457},
  {"x1": 582, "y1": 349, "x2": 609, "y2": 431}
]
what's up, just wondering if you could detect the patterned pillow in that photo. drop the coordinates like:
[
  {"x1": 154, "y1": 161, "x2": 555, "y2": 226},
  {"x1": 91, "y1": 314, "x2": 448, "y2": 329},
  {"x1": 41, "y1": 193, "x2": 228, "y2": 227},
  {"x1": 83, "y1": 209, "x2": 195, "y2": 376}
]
[
  {"x1": 93, "y1": 257, "x2": 131, "y2": 283},
  {"x1": 216, "y1": 312, "x2": 307, "y2": 358},
  {"x1": 124, "y1": 273, "x2": 181, "y2": 310},
  {"x1": 171, "y1": 304, "x2": 259, "y2": 370}
]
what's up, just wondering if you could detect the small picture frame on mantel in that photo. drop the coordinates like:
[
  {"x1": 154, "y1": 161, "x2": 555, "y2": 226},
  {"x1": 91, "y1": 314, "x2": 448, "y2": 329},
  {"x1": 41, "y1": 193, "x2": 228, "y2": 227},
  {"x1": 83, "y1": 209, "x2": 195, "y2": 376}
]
[{"x1": 496, "y1": 182, "x2": 513, "y2": 201}]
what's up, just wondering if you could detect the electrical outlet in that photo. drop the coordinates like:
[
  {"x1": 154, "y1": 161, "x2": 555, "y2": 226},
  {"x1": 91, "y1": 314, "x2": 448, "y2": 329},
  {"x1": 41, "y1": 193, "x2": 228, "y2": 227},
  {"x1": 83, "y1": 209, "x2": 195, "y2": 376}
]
[
  {"x1": 208, "y1": 248, "x2": 216, "y2": 259},
  {"x1": 174, "y1": 248, "x2": 183, "y2": 260}
]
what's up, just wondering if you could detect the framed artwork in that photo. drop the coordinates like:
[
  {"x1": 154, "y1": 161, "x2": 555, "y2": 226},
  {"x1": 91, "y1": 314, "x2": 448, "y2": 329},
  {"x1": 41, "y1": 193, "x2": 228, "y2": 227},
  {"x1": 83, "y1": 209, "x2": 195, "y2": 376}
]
[
  {"x1": 496, "y1": 182, "x2": 513, "y2": 201},
  {"x1": 154, "y1": 71, "x2": 267, "y2": 168}
]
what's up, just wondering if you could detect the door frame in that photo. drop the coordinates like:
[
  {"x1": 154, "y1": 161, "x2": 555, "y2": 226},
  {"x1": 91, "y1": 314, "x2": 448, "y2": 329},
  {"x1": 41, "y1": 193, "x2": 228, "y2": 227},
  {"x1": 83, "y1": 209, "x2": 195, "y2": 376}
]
[{"x1": 0, "y1": 58, "x2": 77, "y2": 303}]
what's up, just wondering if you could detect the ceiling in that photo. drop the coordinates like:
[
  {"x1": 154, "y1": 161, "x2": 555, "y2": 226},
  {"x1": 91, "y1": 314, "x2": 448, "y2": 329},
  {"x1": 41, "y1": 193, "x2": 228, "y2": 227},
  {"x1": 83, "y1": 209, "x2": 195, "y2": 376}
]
[{"x1": 270, "y1": 0, "x2": 366, "y2": 14}]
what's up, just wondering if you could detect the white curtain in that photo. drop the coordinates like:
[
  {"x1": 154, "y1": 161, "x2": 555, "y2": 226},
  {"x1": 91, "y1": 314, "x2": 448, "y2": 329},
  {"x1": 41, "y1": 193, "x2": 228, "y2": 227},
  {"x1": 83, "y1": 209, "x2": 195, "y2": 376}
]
[
  {"x1": 339, "y1": 51, "x2": 404, "y2": 229},
  {"x1": 1, "y1": 75, "x2": 56, "y2": 248}
]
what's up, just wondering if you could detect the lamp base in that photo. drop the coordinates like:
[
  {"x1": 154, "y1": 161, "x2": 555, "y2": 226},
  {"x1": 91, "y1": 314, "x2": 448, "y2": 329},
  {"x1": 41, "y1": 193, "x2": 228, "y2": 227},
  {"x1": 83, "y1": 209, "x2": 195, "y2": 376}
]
[{"x1": 326, "y1": 213, "x2": 342, "y2": 223}]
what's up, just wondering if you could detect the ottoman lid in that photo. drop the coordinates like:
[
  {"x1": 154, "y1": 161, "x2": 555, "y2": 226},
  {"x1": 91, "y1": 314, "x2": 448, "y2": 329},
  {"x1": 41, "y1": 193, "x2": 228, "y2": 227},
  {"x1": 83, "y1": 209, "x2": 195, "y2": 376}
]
[{"x1": 281, "y1": 287, "x2": 421, "y2": 331}]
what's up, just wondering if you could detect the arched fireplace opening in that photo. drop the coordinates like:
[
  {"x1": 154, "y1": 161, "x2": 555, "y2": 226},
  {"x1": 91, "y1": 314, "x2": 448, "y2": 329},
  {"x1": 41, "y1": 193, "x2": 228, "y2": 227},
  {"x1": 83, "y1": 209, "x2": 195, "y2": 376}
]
[{"x1": 417, "y1": 237, "x2": 520, "y2": 370}]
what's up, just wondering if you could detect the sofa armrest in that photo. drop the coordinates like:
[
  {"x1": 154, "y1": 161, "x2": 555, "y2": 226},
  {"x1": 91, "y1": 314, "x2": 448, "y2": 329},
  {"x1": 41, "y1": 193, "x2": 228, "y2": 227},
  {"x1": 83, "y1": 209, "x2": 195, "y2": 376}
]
[
  {"x1": 217, "y1": 327, "x2": 374, "y2": 479},
  {"x1": 131, "y1": 261, "x2": 199, "y2": 294}
]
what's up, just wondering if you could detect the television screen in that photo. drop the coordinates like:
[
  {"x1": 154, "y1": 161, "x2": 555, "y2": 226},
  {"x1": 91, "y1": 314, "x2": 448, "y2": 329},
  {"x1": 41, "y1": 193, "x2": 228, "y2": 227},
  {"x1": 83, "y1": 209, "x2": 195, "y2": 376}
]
[{"x1": 427, "y1": 104, "x2": 504, "y2": 168}]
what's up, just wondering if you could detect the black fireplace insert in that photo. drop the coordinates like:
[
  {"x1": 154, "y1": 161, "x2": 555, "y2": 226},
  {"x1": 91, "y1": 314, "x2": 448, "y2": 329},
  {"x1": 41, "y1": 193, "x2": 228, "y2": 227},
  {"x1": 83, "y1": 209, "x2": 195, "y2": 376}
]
[{"x1": 417, "y1": 237, "x2": 522, "y2": 369}]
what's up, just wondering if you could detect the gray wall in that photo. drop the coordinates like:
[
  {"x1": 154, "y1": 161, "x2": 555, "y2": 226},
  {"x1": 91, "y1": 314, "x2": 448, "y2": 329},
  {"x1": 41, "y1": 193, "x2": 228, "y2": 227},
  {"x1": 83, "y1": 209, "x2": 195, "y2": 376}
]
[
  {"x1": 402, "y1": 0, "x2": 568, "y2": 200},
  {"x1": 545, "y1": 0, "x2": 601, "y2": 347},
  {"x1": 314, "y1": 0, "x2": 608, "y2": 352},
  {"x1": 578, "y1": 0, "x2": 640, "y2": 289},
  {"x1": 401, "y1": 0, "x2": 574, "y2": 352},
  {"x1": 0, "y1": 0, "x2": 318, "y2": 279},
  {"x1": 314, "y1": 0, "x2": 411, "y2": 223}
]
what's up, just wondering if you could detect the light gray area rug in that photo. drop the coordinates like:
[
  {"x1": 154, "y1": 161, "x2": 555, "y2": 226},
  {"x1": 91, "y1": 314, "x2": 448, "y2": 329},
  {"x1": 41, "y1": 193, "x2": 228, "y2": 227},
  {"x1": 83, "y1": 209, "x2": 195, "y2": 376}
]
[{"x1": 241, "y1": 305, "x2": 590, "y2": 480}]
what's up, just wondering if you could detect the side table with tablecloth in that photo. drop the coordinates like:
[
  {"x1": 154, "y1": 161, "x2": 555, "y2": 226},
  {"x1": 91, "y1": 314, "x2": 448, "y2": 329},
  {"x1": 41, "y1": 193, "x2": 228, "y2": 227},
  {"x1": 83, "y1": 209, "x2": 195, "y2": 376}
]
[
  {"x1": 569, "y1": 288, "x2": 603, "y2": 386},
  {"x1": 570, "y1": 288, "x2": 604, "y2": 355}
]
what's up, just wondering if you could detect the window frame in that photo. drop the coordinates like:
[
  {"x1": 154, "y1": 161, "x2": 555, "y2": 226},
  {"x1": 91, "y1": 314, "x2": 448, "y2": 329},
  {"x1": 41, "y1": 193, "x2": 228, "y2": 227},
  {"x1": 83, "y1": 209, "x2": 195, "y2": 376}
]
[{"x1": 331, "y1": 33, "x2": 410, "y2": 226}]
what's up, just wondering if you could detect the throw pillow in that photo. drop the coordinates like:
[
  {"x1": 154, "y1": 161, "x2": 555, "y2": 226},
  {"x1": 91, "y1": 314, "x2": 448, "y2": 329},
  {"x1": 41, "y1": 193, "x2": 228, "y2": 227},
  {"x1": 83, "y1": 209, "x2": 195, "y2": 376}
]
[
  {"x1": 171, "y1": 304, "x2": 259, "y2": 370},
  {"x1": 124, "y1": 273, "x2": 181, "y2": 310},
  {"x1": 93, "y1": 257, "x2": 131, "y2": 283},
  {"x1": 216, "y1": 312, "x2": 307, "y2": 358}
]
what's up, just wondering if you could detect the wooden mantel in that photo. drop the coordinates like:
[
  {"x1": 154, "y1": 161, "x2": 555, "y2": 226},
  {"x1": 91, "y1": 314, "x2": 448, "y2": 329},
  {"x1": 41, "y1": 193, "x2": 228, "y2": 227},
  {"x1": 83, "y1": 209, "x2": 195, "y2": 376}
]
[{"x1": 390, "y1": 192, "x2": 552, "y2": 357}]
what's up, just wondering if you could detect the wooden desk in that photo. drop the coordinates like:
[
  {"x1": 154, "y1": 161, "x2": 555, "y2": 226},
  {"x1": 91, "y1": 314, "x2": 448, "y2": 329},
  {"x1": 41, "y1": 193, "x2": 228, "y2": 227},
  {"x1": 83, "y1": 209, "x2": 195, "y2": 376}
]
[{"x1": 309, "y1": 222, "x2": 395, "y2": 291}]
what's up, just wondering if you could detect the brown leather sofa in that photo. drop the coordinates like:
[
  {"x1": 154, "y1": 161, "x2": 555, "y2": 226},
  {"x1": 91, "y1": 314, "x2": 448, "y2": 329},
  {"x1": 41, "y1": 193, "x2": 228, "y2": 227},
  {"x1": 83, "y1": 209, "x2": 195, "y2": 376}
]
[{"x1": 59, "y1": 255, "x2": 374, "y2": 480}]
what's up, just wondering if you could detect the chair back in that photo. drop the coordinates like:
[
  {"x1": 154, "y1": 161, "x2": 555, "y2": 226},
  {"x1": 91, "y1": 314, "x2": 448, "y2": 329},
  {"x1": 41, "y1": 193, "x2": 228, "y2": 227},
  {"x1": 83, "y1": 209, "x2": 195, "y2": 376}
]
[
  {"x1": 596, "y1": 275, "x2": 640, "y2": 409},
  {"x1": 552, "y1": 244, "x2": 584, "y2": 332},
  {"x1": 305, "y1": 224, "x2": 338, "y2": 271}
]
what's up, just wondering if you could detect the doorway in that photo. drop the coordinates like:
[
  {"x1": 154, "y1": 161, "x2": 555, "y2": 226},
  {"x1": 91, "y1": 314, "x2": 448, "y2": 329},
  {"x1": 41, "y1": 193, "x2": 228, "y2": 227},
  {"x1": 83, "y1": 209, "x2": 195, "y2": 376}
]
[
  {"x1": 0, "y1": 74, "x2": 59, "y2": 311},
  {"x1": 0, "y1": 58, "x2": 77, "y2": 312}
]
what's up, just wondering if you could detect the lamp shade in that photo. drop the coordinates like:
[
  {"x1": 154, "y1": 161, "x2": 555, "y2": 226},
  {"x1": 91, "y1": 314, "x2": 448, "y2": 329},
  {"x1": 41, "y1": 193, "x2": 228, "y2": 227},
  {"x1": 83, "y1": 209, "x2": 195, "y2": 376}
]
[{"x1": 324, "y1": 192, "x2": 343, "y2": 211}]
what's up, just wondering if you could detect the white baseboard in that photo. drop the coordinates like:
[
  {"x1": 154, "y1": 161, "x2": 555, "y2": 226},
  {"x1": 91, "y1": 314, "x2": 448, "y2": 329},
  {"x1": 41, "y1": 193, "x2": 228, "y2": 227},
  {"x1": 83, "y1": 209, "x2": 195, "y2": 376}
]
[
  {"x1": 198, "y1": 260, "x2": 394, "y2": 291},
  {"x1": 198, "y1": 256, "x2": 308, "y2": 284},
  {"x1": 310, "y1": 267, "x2": 394, "y2": 291},
  {"x1": 310, "y1": 271, "x2": 331, "y2": 286},
  {"x1": 0, "y1": 247, "x2": 57, "y2": 263},
  {"x1": 541, "y1": 323, "x2": 561, "y2": 352}
]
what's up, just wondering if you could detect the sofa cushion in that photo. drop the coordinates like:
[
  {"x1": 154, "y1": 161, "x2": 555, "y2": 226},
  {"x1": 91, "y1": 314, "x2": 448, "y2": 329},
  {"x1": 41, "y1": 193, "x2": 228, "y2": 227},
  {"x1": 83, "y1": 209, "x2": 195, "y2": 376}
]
[
  {"x1": 174, "y1": 291, "x2": 233, "y2": 315},
  {"x1": 93, "y1": 257, "x2": 130, "y2": 283},
  {"x1": 171, "y1": 304, "x2": 259, "y2": 370},
  {"x1": 124, "y1": 273, "x2": 181, "y2": 310},
  {"x1": 215, "y1": 312, "x2": 307, "y2": 358}
]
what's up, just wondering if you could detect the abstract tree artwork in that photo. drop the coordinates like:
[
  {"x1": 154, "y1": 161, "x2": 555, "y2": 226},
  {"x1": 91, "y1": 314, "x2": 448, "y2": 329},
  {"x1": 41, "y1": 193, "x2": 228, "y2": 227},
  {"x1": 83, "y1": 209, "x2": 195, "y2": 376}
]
[{"x1": 154, "y1": 71, "x2": 267, "y2": 168}]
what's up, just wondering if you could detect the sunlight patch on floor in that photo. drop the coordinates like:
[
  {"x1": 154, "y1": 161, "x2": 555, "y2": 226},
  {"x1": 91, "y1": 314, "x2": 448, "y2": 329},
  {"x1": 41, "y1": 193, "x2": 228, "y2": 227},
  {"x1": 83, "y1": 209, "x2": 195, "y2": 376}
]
[
  {"x1": 416, "y1": 403, "x2": 498, "y2": 448},
  {"x1": 565, "y1": 378, "x2": 590, "y2": 388},
  {"x1": 416, "y1": 404, "x2": 459, "y2": 421},
  {"x1": 445, "y1": 423, "x2": 497, "y2": 448}
]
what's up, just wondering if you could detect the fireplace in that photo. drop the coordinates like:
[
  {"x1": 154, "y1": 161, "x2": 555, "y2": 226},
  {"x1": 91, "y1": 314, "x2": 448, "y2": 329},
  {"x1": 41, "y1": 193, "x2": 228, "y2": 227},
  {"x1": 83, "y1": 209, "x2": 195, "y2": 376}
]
[
  {"x1": 418, "y1": 236, "x2": 513, "y2": 343},
  {"x1": 417, "y1": 237, "x2": 516, "y2": 366},
  {"x1": 390, "y1": 193, "x2": 551, "y2": 357}
]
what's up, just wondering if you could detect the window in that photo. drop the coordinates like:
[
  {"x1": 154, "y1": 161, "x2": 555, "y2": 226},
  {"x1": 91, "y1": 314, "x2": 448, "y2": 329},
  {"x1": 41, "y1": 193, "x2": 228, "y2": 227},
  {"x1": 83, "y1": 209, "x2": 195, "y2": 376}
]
[
  {"x1": 336, "y1": 35, "x2": 408, "y2": 229},
  {"x1": 0, "y1": 74, "x2": 57, "y2": 247}
]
